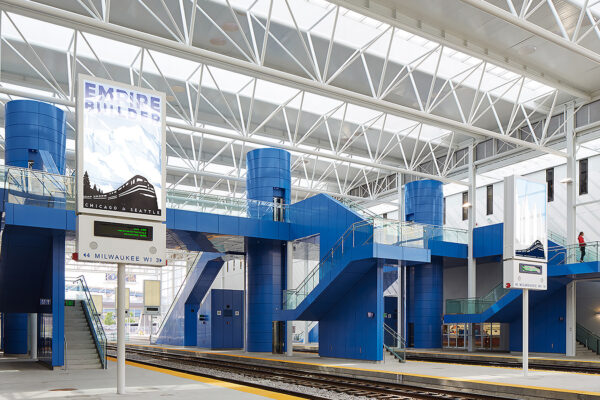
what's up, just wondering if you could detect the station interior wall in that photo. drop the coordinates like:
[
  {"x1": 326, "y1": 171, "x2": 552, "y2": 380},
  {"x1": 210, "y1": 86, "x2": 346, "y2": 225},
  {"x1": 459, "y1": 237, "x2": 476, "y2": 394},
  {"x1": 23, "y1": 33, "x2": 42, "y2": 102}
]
[
  {"x1": 444, "y1": 154, "x2": 600, "y2": 243},
  {"x1": 443, "y1": 261, "x2": 503, "y2": 312},
  {"x1": 576, "y1": 282, "x2": 600, "y2": 335}
]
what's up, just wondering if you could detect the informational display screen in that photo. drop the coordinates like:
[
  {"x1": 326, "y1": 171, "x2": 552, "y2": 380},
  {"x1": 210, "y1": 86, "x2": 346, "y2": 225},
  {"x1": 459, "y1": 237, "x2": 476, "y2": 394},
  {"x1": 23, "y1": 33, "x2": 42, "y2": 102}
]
[
  {"x1": 94, "y1": 221, "x2": 153, "y2": 241},
  {"x1": 77, "y1": 214, "x2": 166, "y2": 266},
  {"x1": 76, "y1": 75, "x2": 166, "y2": 222},
  {"x1": 503, "y1": 175, "x2": 547, "y2": 291}
]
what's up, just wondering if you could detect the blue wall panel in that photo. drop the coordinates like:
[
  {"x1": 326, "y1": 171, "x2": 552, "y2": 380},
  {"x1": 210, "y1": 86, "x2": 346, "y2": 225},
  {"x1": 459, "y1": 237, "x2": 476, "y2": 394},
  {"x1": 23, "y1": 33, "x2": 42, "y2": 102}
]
[
  {"x1": 246, "y1": 238, "x2": 284, "y2": 352},
  {"x1": 199, "y1": 289, "x2": 244, "y2": 349},
  {"x1": 3, "y1": 313, "x2": 28, "y2": 354},
  {"x1": 509, "y1": 285, "x2": 566, "y2": 353},
  {"x1": 308, "y1": 323, "x2": 319, "y2": 343},
  {"x1": 319, "y1": 263, "x2": 383, "y2": 361},
  {"x1": 473, "y1": 223, "x2": 503, "y2": 258},
  {"x1": 184, "y1": 303, "x2": 198, "y2": 346}
]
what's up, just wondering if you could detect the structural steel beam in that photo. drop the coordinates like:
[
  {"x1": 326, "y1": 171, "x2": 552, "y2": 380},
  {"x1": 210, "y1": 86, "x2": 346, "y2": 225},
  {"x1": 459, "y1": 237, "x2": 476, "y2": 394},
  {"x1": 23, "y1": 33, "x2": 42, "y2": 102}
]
[
  {"x1": 459, "y1": 0, "x2": 600, "y2": 67},
  {"x1": 0, "y1": 86, "x2": 469, "y2": 186},
  {"x1": 328, "y1": 0, "x2": 591, "y2": 100},
  {"x1": 0, "y1": 0, "x2": 568, "y2": 159}
]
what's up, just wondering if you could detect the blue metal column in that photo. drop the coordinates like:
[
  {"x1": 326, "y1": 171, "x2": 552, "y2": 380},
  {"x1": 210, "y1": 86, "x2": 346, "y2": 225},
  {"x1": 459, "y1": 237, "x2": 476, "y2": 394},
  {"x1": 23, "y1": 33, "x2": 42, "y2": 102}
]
[
  {"x1": 4, "y1": 100, "x2": 66, "y2": 365},
  {"x1": 405, "y1": 180, "x2": 443, "y2": 348},
  {"x1": 3, "y1": 313, "x2": 28, "y2": 354},
  {"x1": 245, "y1": 148, "x2": 290, "y2": 352}
]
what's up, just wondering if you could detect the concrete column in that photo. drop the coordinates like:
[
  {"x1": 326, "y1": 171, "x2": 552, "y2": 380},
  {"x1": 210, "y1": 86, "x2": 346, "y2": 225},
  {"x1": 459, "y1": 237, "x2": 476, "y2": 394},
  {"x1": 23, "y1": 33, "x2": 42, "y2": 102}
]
[
  {"x1": 29, "y1": 313, "x2": 37, "y2": 359},
  {"x1": 117, "y1": 263, "x2": 126, "y2": 394},
  {"x1": 565, "y1": 102, "x2": 577, "y2": 245},
  {"x1": 286, "y1": 242, "x2": 293, "y2": 356},
  {"x1": 566, "y1": 281, "x2": 576, "y2": 357},
  {"x1": 467, "y1": 142, "x2": 477, "y2": 352}
]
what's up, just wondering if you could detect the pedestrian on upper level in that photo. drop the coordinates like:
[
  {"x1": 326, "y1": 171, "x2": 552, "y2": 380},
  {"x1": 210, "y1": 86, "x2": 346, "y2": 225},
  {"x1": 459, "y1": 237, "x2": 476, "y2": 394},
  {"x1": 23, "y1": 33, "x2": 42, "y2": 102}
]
[{"x1": 578, "y1": 231, "x2": 586, "y2": 263}]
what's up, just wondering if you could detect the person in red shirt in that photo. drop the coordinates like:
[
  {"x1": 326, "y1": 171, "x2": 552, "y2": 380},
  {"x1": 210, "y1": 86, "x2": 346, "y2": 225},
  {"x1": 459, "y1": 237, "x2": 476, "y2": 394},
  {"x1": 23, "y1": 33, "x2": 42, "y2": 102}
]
[{"x1": 578, "y1": 232, "x2": 586, "y2": 262}]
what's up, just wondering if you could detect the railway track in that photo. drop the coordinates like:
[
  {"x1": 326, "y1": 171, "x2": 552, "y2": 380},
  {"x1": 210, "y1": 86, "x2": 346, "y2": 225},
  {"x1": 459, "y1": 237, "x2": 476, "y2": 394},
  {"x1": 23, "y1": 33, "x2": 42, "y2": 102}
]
[{"x1": 107, "y1": 344, "x2": 505, "y2": 400}]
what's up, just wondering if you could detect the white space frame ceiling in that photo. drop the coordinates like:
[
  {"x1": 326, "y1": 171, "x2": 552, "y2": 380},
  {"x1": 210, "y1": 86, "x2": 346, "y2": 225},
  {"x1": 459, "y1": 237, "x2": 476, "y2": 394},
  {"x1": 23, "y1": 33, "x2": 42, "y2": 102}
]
[{"x1": 0, "y1": 0, "x2": 586, "y2": 202}]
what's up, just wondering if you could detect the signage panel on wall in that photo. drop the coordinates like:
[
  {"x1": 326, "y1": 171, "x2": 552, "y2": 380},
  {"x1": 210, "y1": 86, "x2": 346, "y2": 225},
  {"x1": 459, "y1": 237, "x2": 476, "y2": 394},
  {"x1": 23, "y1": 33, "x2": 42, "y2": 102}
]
[{"x1": 76, "y1": 75, "x2": 166, "y2": 222}]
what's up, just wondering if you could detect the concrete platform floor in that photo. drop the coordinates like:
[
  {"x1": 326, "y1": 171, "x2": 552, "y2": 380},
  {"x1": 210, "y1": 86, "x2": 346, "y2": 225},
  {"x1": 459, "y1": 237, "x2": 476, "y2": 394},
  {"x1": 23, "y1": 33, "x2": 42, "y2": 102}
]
[
  {"x1": 405, "y1": 348, "x2": 600, "y2": 362},
  {"x1": 138, "y1": 344, "x2": 600, "y2": 398},
  {"x1": 0, "y1": 357, "x2": 302, "y2": 399}
]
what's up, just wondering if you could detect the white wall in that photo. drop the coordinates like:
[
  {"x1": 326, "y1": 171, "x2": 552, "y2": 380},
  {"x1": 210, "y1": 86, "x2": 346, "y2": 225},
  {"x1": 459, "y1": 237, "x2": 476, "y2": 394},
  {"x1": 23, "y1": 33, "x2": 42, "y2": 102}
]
[
  {"x1": 444, "y1": 154, "x2": 600, "y2": 243},
  {"x1": 576, "y1": 281, "x2": 600, "y2": 335}
]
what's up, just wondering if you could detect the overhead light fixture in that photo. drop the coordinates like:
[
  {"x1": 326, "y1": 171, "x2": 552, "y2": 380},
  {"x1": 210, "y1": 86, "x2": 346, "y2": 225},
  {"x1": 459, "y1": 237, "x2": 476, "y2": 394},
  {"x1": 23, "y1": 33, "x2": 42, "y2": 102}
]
[
  {"x1": 462, "y1": 202, "x2": 472, "y2": 208},
  {"x1": 560, "y1": 177, "x2": 573, "y2": 184},
  {"x1": 171, "y1": 85, "x2": 185, "y2": 93},
  {"x1": 221, "y1": 22, "x2": 239, "y2": 32},
  {"x1": 209, "y1": 37, "x2": 227, "y2": 46},
  {"x1": 518, "y1": 45, "x2": 537, "y2": 56}
]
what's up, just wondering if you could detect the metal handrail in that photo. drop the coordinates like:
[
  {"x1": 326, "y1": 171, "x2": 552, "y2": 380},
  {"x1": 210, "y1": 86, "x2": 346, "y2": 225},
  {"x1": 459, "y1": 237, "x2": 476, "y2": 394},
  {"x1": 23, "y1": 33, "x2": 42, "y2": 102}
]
[
  {"x1": 73, "y1": 275, "x2": 107, "y2": 369},
  {"x1": 445, "y1": 283, "x2": 509, "y2": 315},
  {"x1": 383, "y1": 323, "x2": 406, "y2": 362},
  {"x1": 153, "y1": 252, "x2": 203, "y2": 342},
  {"x1": 577, "y1": 323, "x2": 600, "y2": 355}
]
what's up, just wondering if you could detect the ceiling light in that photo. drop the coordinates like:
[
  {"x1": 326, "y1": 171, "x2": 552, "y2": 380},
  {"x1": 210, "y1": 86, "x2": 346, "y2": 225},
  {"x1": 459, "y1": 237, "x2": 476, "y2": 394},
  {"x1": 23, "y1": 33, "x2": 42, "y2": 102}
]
[
  {"x1": 221, "y1": 22, "x2": 239, "y2": 32},
  {"x1": 560, "y1": 177, "x2": 573, "y2": 184},
  {"x1": 210, "y1": 37, "x2": 227, "y2": 46},
  {"x1": 462, "y1": 202, "x2": 472, "y2": 208},
  {"x1": 518, "y1": 45, "x2": 537, "y2": 56},
  {"x1": 171, "y1": 85, "x2": 185, "y2": 93},
  {"x1": 166, "y1": 95, "x2": 176, "y2": 102}
]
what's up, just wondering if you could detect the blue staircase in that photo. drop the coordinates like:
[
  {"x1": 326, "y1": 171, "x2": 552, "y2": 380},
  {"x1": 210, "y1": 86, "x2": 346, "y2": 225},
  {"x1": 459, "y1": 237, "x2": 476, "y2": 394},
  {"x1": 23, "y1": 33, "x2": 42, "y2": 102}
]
[{"x1": 280, "y1": 218, "x2": 430, "y2": 321}]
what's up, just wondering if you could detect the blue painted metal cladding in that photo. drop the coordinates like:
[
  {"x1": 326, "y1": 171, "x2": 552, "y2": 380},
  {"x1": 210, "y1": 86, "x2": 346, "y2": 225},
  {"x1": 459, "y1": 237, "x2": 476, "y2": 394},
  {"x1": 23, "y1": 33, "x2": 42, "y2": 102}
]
[
  {"x1": 404, "y1": 180, "x2": 443, "y2": 226},
  {"x1": 51, "y1": 231, "x2": 65, "y2": 367},
  {"x1": 197, "y1": 289, "x2": 244, "y2": 349},
  {"x1": 473, "y1": 223, "x2": 503, "y2": 258},
  {"x1": 308, "y1": 323, "x2": 318, "y2": 343},
  {"x1": 246, "y1": 237, "x2": 284, "y2": 352},
  {"x1": 155, "y1": 252, "x2": 224, "y2": 346},
  {"x1": 184, "y1": 303, "x2": 198, "y2": 346},
  {"x1": 319, "y1": 263, "x2": 383, "y2": 361},
  {"x1": 384, "y1": 296, "x2": 398, "y2": 347},
  {"x1": 246, "y1": 148, "x2": 291, "y2": 204},
  {"x1": 5, "y1": 100, "x2": 66, "y2": 174},
  {"x1": 3, "y1": 313, "x2": 28, "y2": 354},
  {"x1": 411, "y1": 257, "x2": 443, "y2": 348},
  {"x1": 404, "y1": 180, "x2": 443, "y2": 349}
]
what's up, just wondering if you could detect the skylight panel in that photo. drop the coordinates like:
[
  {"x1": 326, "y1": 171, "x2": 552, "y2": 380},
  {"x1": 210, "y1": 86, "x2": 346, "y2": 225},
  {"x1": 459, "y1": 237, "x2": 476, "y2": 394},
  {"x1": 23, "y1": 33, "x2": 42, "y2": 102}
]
[{"x1": 2, "y1": 13, "x2": 72, "y2": 52}]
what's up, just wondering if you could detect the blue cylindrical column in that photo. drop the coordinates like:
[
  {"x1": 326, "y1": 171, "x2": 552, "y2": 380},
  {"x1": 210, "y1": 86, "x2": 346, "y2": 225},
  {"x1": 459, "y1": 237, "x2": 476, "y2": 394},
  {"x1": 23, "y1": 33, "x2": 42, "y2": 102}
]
[
  {"x1": 246, "y1": 148, "x2": 290, "y2": 352},
  {"x1": 405, "y1": 180, "x2": 443, "y2": 348},
  {"x1": 404, "y1": 179, "x2": 443, "y2": 225},
  {"x1": 5, "y1": 100, "x2": 66, "y2": 174}
]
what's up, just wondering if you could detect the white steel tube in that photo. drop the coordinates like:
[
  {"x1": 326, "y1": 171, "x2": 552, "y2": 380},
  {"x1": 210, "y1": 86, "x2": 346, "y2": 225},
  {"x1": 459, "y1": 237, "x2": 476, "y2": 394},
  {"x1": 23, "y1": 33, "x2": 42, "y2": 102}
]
[
  {"x1": 117, "y1": 263, "x2": 126, "y2": 394},
  {"x1": 286, "y1": 242, "x2": 294, "y2": 357},
  {"x1": 523, "y1": 289, "x2": 529, "y2": 376},
  {"x1": 29, "y1": 313, "x2": 37, "y2": 360}
]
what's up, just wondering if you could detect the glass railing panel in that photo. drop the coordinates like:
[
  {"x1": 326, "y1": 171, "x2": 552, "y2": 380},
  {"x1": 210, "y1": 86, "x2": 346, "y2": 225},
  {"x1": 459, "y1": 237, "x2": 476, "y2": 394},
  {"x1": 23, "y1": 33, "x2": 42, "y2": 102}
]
[
  {"x1": 577, "y1": 324, "x2": 600, "y2": 354},
  {"x1": 561, "y1": 242, "x2": 599, "y2": 264},
  {"x1": 5, "y1": 167, "x2": 75, "y2": 210}
]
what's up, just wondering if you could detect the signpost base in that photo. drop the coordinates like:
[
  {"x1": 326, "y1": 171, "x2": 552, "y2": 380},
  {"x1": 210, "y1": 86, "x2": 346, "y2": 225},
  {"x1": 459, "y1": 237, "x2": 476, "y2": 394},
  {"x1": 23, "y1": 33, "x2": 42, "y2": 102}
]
[
  {"x1": 117, "y1": 263, "x2": 126, "y2": 394},
  {"x1": 523, "y1": 288, "x2": 529, "y2": 377}
]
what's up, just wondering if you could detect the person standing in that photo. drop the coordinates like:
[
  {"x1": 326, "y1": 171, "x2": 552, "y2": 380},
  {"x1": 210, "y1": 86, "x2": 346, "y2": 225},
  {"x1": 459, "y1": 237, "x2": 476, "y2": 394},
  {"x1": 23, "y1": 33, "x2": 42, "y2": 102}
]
[{"x1": 578, "y1": 232, "x2": 586, "y2": 262}]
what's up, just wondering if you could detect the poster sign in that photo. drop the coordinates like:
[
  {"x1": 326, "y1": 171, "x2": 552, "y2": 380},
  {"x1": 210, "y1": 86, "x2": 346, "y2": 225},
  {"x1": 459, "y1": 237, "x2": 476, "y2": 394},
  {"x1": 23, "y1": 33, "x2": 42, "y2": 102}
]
[
  {"x1": 503, "y1": 175, "x2": 547, "y2": 290},
  {"x1": 76, "y1": 75, "x2": 166, "y2": 222}
]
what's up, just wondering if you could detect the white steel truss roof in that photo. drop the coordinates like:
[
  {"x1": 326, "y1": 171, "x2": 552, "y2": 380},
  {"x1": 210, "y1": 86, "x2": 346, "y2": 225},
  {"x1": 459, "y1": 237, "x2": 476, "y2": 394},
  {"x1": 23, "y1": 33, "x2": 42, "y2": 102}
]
[{"x1": 0, "y1": 0, "x2": 584, "y2": 201}]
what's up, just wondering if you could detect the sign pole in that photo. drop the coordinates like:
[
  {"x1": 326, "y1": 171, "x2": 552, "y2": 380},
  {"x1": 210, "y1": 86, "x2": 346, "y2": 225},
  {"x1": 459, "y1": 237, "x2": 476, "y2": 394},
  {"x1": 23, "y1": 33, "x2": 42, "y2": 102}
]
[
  {"x1": 523, "y1": 288, "x2": 529, "y2": 376},
  {"x1": 117, "y1": 262, "x2": 126, "y2": 394}
]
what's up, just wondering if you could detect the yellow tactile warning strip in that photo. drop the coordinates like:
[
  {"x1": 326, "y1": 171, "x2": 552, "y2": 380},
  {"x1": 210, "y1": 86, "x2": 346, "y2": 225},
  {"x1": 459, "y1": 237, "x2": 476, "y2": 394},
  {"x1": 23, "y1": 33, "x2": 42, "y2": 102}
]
[
  {"x1": 122, "y1": 344, "x2": 600, "y2": 397},
  {"x1": 405, "y1": 349, "x2": 600, "y2": 364},
  {"x1": 106, "y1": 356, "x2": 304, "y2": 400}
]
